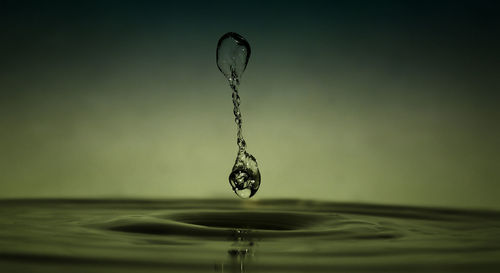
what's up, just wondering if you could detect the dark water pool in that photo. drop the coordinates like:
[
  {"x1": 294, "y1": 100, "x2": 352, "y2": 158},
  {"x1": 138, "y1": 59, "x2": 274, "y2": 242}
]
[{"x1": 0, "y1": 199, "x2": 499, "y2": 272}]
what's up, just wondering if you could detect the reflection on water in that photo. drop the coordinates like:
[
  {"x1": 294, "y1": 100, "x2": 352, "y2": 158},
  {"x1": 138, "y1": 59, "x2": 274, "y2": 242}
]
[
  {"x1": 215, "y1": 235, "x2": 255, "y2": 273},
  {"x1": 0, "y1": 199, "x2": 500, "y2": 272}
]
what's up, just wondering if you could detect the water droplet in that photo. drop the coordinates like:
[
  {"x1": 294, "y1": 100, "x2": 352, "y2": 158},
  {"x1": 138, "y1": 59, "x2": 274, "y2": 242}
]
[
  {"x1": 216, "y1": 32, "x2": 251, "y2": 84},
  {"x1": 216, "y1": 32, "x2": 261, "y2": 199},
  {"x1": 229, "y1": 151, "x2": 261, "y2": 198}
]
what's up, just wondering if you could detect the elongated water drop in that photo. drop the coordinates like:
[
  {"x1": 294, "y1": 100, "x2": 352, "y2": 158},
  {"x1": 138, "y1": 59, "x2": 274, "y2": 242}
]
[{"x1": 216, "y1": 32, "x2": 261, "y2": 199}]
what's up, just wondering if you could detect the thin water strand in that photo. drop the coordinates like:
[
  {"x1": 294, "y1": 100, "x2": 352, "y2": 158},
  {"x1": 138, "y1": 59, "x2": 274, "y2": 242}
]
[
  {"x1": 217, "y1": 32, "x2": 261, "y2": 198},
  {"x1": 230, "y1": 79, "x2": 246, "y2": 151}
]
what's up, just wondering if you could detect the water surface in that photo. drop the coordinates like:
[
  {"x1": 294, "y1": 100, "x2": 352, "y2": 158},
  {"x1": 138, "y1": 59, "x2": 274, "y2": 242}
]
[{"x1": 0, "y1": 199, "x2": 499, "y2": 272}]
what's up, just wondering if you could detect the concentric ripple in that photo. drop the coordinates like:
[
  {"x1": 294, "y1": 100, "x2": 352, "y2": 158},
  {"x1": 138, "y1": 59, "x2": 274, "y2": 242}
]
[
  {"x1": 102, "y1": 208, "x2": 400, "y2": 240},
  {"x1": 0, "y1": 199, "x2": 499, "y2": 273}
]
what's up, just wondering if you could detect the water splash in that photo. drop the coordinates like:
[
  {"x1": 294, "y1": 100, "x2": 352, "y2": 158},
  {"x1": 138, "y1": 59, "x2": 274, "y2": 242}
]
[{"x1": 217, "y1": 32, "x2": 261, "y2": 198}]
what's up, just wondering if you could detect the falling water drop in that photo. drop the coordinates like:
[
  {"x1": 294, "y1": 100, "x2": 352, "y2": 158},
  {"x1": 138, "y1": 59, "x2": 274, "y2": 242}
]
[
  {"x1": 216, "y1": 32, "x2": 251, "y2": 84},
  {"x1": 216, "y1": 32, "x2": 261, "y2": 199}
]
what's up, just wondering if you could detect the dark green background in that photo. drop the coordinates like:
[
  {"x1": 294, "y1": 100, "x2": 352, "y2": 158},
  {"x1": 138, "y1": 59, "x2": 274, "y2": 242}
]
[{"x1": 1, "y1": 1, "x2": 499, "y2": 208}]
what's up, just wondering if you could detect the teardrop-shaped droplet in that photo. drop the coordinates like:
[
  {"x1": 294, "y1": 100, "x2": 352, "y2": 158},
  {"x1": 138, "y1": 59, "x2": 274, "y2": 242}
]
[
  {"x1": 216, "y1": 32, "x2": 251, "y2": 83},
  {"x1": 229, "y1": 150, "x2": 261, "y2": 198}
]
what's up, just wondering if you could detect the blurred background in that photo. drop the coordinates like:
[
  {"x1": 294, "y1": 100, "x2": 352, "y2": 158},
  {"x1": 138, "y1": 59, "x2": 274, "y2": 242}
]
[{"x1": 1, "y1": 1, "x2": 499, "y2": 209}]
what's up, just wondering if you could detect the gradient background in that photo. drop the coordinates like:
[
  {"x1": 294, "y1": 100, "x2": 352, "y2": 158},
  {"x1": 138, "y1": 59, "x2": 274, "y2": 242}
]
[{"x1": 1, "y1": 1, "x2": 499, "y2": 209}]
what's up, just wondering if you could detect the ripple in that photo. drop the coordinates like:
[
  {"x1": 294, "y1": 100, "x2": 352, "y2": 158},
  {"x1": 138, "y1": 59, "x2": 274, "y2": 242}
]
[
  {"x1": 102, "y1": 209, "x2": 401, "y2": 240},
  {"x1": 166, "y1": 211, "x2": 326, "y2": 230},
  {"x1": 1, "y1": 199, "x2": 500, "y2": 273}
]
